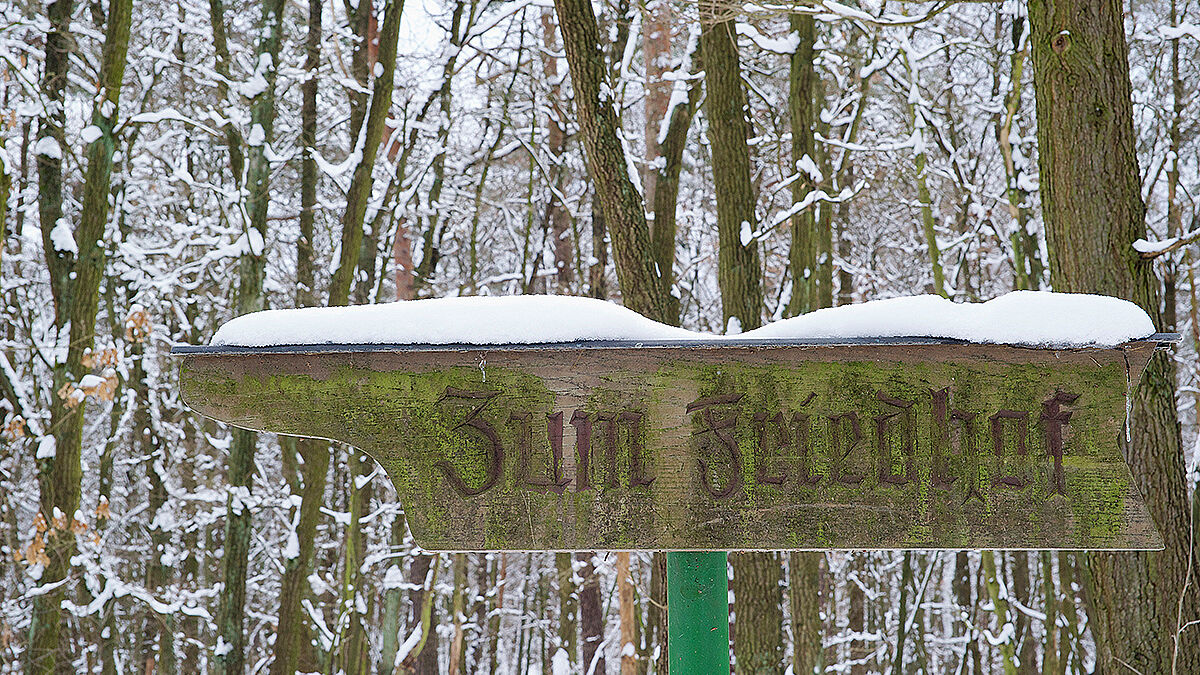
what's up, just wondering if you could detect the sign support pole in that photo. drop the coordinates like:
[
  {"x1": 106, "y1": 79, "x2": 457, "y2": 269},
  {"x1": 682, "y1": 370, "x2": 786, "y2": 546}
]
[{"x1": 666, "y1": 551, "x2": 730, "y2": 673}]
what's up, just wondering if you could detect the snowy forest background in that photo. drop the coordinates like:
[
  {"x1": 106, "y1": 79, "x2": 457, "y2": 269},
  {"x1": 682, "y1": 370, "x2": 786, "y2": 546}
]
[{"x1": 1, "y1": 0, "x2": 1198, "y2": 673}]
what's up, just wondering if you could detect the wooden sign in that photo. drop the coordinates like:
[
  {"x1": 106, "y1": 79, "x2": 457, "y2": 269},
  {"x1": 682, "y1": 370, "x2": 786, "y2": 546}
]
[{"x1": 175, "y1": 337, "x2": 1170, "y2": 551}]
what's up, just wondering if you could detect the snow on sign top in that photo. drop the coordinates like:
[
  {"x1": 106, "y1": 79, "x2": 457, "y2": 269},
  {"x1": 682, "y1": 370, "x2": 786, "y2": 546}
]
[
  {"x1": 211, "y1": 296, "x2": 698, "y2": 346},
  {"x1": 209, "y1": 291, "x2": 1156, "y2": 349},
  {"x1": 742, "y1": 292, "x2": 1156, "y2": 347}
]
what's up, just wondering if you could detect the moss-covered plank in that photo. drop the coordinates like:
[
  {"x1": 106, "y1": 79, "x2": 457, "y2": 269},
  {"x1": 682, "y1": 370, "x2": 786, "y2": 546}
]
[{"x1": 178, "y1": 341, "x2": 1163, "y2": 551}]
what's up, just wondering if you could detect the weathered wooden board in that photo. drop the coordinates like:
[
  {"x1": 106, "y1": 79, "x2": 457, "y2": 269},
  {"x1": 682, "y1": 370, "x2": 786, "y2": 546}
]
[{"x1": 175, "y1": 337, "x2": 1169, "y2": 551}]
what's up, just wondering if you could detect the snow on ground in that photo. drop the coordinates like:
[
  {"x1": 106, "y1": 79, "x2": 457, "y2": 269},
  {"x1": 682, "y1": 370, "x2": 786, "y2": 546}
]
[{"x1": 208, "y1": 291, "x2": 1157, "y2": 348}]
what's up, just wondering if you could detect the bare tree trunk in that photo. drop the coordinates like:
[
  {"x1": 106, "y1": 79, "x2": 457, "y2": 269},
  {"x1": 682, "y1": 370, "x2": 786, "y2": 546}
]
[
  {"x1": 29, "y1": 0, "x2": 131, "y2": 671},
  {"x1": 578, "y1": 553, "x2": 606, "y2": 674},
  {"x1": 488, "y1": 555, "x2": 505, "y2": 674},
  {"x1": 646, "y1": 553, "x2": 668, "y2": 675},
  {"x1": 698, "y1": 4, "x2": 762, "y2": 332},
  {"x1": 893, "y1": 552, "x2": 913, "y2": 673},
  {"x1": 650, "y1": 37, "x2": 701, "y2": 325},
  {"x1": 1039, "y1": 552, "x2": 1059, "y2": 675},
  {"x1": 136, "y1": 336, "x2": 174, "y2": 675},
  {"x1": 1030, "y1": 0, "x2": 1199, "y2": 669},
  {"x1": 328, "y1": 0, "x2": 405, "y2": 306},
  {"x1": 902, "y1": 49, "x2": 946, "y2": 298},
  {"x1": 1011, "y1": 553, "x2": 1037, "y2": 672},
  {"x1": 556, "y1": 552, "x2": 579, "y2": 666},
  {"x1": 981, "y1": 551, "x2": 1018, "y2": 675},
  {"x1": 540, "y1": 10, "x2": 574, "y2": 292},
  {"x1": 553, "y1": 0, "x2": 672, "y2": 322},
  {"x1": 269, "y1": 2, "x2": 325, "y2": 672},
  {"x1": 786, "y1": 13, "x2": 820, "y2": 317},
  {"x1": 847, "y1": 556, "x2": 866, "y2": 675},
  {"x1": 399, "y1": 554, "x2": 438, "y2": 674},
  {"x1": 400, "y1": 554, "x2": 440, "y2": 674},
  {"x1": 996, "y1": 17, "x2": 1041, "y2": 291},
  {"x1": 789, "y1": 552, "x2": 821, "y2": 675},
  {"x1": 1164, "y1": 0, "x2": 1182, "y2": 332},
  {"x1": 213, "y1": 0, "x2": 286, "y2": 670},
  {"x1": 618, "y1": 553, "x2": 638, "y2": 675},
  {"x1": 730, "y1": 552, "x2": 784, "y2": 674},
  {"x1": 448, "y1": 554, "x2": 467, "y2": 673},
  {"x1": 413, "y1": 0, "x2": 469, "y2": 293}
]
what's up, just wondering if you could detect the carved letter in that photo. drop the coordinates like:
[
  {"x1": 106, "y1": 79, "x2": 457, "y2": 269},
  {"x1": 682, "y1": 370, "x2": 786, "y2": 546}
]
[
  {"x1": 571, "y1": 410, "x2": 593, "y2": 491},
  {"x1": 791, "y1": 412, "x2": 821, "y2": 486},
  {"x1": 930, "y1": 388, "x2": 983, "y2": 503},
  {"x1": 620, "y1": 411, "x2": 656, "y2": 488},
  {"x1": 435, "y1": 388, "x2": 504, "y2": 497},
  {"x1": 752, "y1": 412, "x2": 789, "y2": 485},
  {"x1": 991, "y1": 409, "x2": 1030, "y2": 489},
  {"x1": 828, "y1": 412, "x2": 866, "y2": 485},
  {"x1": 596, "y1": 413, "x2": 621, "y2": 488},
  {"x1": 930, "y1": 388, "x2": 953, "y2": 487},
  {"x1": 875, "y1": 391, "x2": 914, "y2": 486},
  {"x1": 1041, "y1": 391, "x2": 1080, "y2": 496},
  {"x1": 687, "y1": 394, "x2": 744, "y2": 499},
  {"x1": 510, "y1": 412, "x2": 569, "y2": 494}
]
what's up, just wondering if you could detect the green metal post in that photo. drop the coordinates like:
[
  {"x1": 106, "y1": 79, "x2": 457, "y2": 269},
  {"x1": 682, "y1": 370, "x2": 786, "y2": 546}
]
[{"x1": 667, "y1": 551, "x2": 730, "y2": 674}]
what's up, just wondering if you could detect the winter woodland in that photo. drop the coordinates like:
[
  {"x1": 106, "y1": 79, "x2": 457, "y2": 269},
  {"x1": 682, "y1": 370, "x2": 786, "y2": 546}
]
[{"x1": 0, "y1": 0, "x2": 1198, "y2": 673}]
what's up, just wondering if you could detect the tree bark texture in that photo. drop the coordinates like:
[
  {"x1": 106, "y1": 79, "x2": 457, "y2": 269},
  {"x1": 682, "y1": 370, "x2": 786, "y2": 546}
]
[
  {"x1": 29, "y1": 0, "x2": 131, "y2": 671},
  {"x1": 553, "y1": 0, "x2": 673, "y2": 322},
  {"x1": 786, "y1": 13, "x2": 820, "y2": 318},
  {"x1": 698, "y1": 4, "x2": 762, "y2": 332},
  {"x1": 578, "y1": 552, "x2": 606, "y2": 675},
  {"x1": 731, "y1": 551, "x2": 785, "y2": 674},
  {"x1": 789, "y1": 552, "x2": 821, "y2": 675},
  {"x1": 1030, "y1": 0, "x2": 1199, "y2": 669},
  {"x1": 328, "y1": 0, "x2": 405, "y2": 307}
]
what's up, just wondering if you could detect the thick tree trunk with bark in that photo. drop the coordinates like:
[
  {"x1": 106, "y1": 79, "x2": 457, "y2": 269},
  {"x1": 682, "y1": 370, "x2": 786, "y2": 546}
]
[
  {"x1": 328, "y1": 0, "x2": 405, "y2": 306},
  {"x1": 553, "y1": 0, "x2": 672, "y2": 322},
  {"x1": 731, "y1": 552, "x2": 784, "y2": 674},
  {"x1": 555, "y1": 552, "x2": 579, "y2": 665},
  {"x1": 698, "y1": 5, "x2": 762, "y2": 332},
  {"x1": 786, "y1": 13, "x2": 819, "y2": 318},
  {"x1": 1030, "y1": 0, "x2": 1199, "y2": 670},
  {"x1": 578, "y1": 552, "x2": 606, "y2": 674},
  {"x1": 29, "y1": 0, "x2": 131, "y2": 671},
  {"x1": 789, "y1": 552, "x2": 821, "y2": 675}
]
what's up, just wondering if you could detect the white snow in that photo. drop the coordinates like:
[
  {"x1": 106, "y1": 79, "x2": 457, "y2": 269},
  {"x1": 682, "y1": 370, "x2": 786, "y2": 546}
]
[
  {"x1": 80, "y1": 125, "x2": 103, "y2": 144},
  {"x1": 739, "y1": 220, "x2": 754, "y2": 247},
  {"x1": 736, "y1": 23, "x2": 801, "y2": 54},
  {"x1": 36, "y1": 436, "x2": 56, "y2": 459},
  {"x1": 1133, "y1": 237, "x2": 1177, "y2": 254},
  {"x1": 78, "y1": 374, "x2": 105, "y2": 389},
  {"x1": 246, "y1": 124, "x2": 266, "y2": 147},
  {"x1": 207, "y1": 292, "x2": 1157, "y2": 349},
  {"x1": 49, "y1": 219, "x2": 77, "y2": 255},
  {"x1": 211, "y1": 296, "x2": 699, "y2": 346},
  {"x1": 33, "y1": 136, "x2": 62, "y2": 159},
  {"x1": 552, "y1": 648, "x2": 572, "y2": 675},
  {"x1": 797, "y1": 154, "x2": 824, "y2": 183},
  {"x1": 742, "y1": 292, "x2": 1155, "y2": 347},
  {"x1": 239, "y1": 54, "x2": 272, "y2": 99}
]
